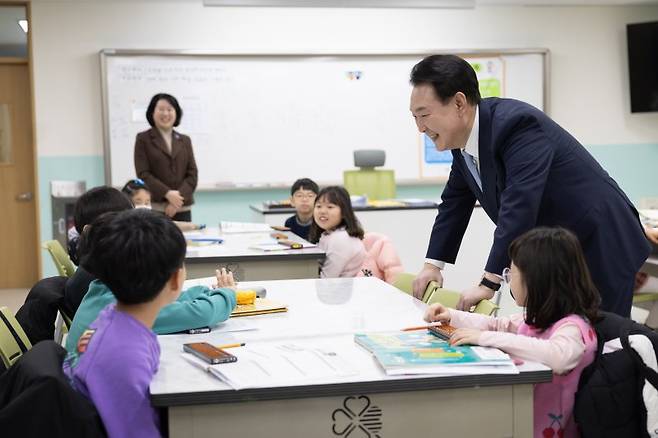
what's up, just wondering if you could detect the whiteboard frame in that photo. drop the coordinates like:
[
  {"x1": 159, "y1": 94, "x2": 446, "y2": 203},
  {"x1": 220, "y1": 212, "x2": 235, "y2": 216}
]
[{"x1": 99, "y1": 48, "x2": 550, "y2": 189}]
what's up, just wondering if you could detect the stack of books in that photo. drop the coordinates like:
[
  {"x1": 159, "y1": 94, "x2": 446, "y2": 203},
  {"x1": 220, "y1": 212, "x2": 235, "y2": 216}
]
[{"x1": 354, "y1": 330, "x2": 517, "y2": 376}]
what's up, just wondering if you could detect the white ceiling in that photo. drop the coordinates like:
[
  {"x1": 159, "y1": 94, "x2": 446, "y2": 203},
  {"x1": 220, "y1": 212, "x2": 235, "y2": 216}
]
[{"x1": 1, "y1": 0, "x2": 657, "y2": 51}]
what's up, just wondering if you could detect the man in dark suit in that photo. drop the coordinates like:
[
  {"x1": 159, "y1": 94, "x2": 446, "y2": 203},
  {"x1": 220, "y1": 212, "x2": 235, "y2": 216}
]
[{"x1": 409, "y1": 55, "x2": 649, "y2": 316}]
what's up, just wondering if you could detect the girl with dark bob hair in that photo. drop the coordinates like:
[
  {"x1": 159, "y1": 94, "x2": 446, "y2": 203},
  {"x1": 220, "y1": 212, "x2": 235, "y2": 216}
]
[{"x1": 425, "y1": 227, "x2": 600, "y2": 437}]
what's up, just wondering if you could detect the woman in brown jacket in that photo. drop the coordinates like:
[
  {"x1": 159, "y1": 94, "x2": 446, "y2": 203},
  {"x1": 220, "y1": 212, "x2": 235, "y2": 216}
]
[{"x1": 134, "y1": 93, "x2": 198, "y2": 221}]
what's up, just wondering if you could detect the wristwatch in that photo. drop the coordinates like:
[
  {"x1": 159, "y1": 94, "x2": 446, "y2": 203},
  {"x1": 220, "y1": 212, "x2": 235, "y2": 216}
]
[{"x1": 479, "y1": 277, "x2": 501, "y2": 291}]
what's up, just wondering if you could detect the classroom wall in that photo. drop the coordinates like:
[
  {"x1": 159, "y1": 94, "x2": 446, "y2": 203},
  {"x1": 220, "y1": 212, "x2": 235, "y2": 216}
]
[{"x1": 29, "y1": 1, "x2": 658, "y2": 276}]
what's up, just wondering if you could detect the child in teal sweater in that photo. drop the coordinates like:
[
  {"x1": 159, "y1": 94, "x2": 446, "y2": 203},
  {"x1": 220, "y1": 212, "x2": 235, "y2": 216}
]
[{"x1": 66, "y1": 271, "x2": 236, "y2": 353}]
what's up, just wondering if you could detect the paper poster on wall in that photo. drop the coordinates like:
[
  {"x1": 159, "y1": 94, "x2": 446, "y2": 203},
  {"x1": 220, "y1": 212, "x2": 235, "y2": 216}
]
[{"x1": 420, "y1": 56, "x2": 504, "y2": 179}]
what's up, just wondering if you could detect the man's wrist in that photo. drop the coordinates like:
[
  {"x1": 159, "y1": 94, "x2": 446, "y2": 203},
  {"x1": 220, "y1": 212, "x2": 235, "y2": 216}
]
[
  {"x1": 424, "y1": 259, "x2": 445, "y2": 270},
  {"x1": 483, "y1": 271, "x2": 502, "y2": 283},
  {"x1": 479, "y1": 275, "x2": 501, "y2": 292}
]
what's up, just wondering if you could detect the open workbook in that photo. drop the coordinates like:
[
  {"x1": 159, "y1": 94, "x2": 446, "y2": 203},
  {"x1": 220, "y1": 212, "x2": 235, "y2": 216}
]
[
  {"x1": 230, "y1": 298, "x2": 288, "y2": 317},
  {"x1": 354, "y1": 330, "x2": 517, "y2": 376}
]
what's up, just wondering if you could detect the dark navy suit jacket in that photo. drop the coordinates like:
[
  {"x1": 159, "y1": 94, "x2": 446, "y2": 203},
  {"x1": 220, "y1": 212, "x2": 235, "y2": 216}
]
[{"x1": 426, "y1": 98, "x2": 650, "y2": 314}]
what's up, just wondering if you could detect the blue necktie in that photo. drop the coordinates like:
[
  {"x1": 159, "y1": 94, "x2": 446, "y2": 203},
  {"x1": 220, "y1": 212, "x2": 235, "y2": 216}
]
[{"x1": 461, "y1": 150, "x2": 482, "y2": 191}]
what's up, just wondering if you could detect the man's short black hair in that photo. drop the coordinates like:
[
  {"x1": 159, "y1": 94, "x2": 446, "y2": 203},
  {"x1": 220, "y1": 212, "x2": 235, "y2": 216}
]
[
  {"x1": 73, "y1": 186, "x2": 134, "y2": 233},
  {"x1": 410, "y1": 54, "x2": 481, "y2": 106},
  {"x1": 145, "y1": 93, "x2": 183, "y2": 128},
  {"x1": 290, "y1": 178, "x2": 319, "y2": 196},
  {"x1": 81, "y1": 209, "x2": 186, "y2": 305}
]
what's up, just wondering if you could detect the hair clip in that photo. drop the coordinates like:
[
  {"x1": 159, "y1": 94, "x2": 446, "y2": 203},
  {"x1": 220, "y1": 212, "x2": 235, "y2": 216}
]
[{"x1": 132, "y1": 178, "x2": 145, "y2": 186}]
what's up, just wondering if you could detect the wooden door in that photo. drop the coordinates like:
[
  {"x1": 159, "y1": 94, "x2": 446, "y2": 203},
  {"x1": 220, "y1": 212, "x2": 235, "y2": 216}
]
[{"x1": 0, "y1": 61, "x2": 38, "y2": 288}]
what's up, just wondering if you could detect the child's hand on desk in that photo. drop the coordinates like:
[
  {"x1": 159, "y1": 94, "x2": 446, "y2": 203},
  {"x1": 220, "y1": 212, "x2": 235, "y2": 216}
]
[
  {"x1": 214, "y1": 268, "x2": 236, "y2": 290},
  {"x1": 449, "y1": 328, "x2": 482, "y2": 346},
  {"x1": 424, "y1": 303, "x2": 451, "y2": 324}
]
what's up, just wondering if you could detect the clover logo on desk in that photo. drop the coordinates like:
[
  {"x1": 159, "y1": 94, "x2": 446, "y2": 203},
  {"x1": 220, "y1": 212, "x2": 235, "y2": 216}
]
[{"x1": 331, "y1": 395, "x2": 382, "y2": 437}]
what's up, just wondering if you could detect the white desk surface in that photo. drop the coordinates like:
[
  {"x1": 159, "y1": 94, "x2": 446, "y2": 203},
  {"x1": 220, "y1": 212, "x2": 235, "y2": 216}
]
[
  {"x1": 151, "y1": 277, "x2": 550, "y2": 407},
  {"x1": 184, "y1": 228, "x2": 325, "y2": 262}
]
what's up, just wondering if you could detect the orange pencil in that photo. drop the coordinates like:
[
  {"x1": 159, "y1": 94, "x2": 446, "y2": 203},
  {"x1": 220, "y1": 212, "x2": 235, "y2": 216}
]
[{"x1": 401, "y1": 322, "x2": 445, "y2": 332}]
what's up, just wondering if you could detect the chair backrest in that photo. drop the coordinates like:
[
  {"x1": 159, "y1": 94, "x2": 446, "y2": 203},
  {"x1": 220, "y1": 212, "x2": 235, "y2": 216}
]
[
  {"x1": 343, "y1": 169, "x2": 396, "y2": 200},
  {"x1": 425, "y1": 288, "x2": 499, "y2": 316},
  {"x1": 392, "y1": 272, "x2": 414, "y2": 295},
  {"x1": 0, "y1": 341, "x2": 107, "y2": 436},
  {"x1": 42, "y1": 240, "x2": 76, "y2": 278},
  {"x1": 0, "y1": 307, "x2": 32, "y2": 369},
  {"x1": 393, "y1": 274, "x2": 438, "y2": 302},
  {"x1": 360, "y1": 233, "x2": 404, "y2": 284}
]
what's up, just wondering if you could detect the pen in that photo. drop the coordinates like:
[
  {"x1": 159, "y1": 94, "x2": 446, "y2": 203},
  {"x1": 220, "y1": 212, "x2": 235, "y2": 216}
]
[
  {"x1": 401, "y1": 322, "x2": 445, "y2": 332},
  {"x1": 217, "y1": 343, "x2": 246, "y2": 349},
  {"x1": 175, "y1": 327, "x2": 211, "y2": 334},
  {"x1": 278, "y1": 239, "x2": 303, "y2": 249}
]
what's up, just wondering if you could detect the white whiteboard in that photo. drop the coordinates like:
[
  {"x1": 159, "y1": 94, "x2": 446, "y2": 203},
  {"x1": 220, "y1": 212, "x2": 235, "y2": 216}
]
[{"x1": 101, "y1": 51, "x2": 548, "y2": 189}]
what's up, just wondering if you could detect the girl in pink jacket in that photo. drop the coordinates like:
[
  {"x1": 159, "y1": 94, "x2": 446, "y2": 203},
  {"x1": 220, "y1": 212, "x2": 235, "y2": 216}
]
[
  {"x1": 425, "y1": 227, "x2": 600, "y2": 437},
  {"x1": 308, "y1": 186, "x2": 366, "y2": 278}
]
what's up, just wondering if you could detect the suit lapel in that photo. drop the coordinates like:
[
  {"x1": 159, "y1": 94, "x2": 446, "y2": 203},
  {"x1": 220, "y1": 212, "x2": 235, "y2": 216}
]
[
  {"x1": 149, "y1": 128, "x2": 171, "y2": 157},
  {"x1": 477, "y1": 100, "x2": 501, "y2": 219},
  {"x1": 170, "y1": 131, "x2": 182, "y2": 160}
]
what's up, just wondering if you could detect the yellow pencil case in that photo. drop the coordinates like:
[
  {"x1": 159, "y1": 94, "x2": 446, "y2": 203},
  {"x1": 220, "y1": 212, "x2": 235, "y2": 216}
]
[{"x1": 236, "y1": 290, "x2": 257, "y2": 305}]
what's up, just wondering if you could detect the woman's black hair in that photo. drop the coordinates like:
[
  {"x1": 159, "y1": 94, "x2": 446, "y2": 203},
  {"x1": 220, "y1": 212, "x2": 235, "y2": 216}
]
[
  {"x1": 121, "y1": 178, "x2": 150, "y2": 197},
  {"x1": 307, "y1": 186, "x2": 364, "y2": 244},
  {"x1": 145, "y1": 93, "x2": 183, "y2": 127},
  {"x1": 509, "y1": 227, "x2": 600, "y2": 331}
]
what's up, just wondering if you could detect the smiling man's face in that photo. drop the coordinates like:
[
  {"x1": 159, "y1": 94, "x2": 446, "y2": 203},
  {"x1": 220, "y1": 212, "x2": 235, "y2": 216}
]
[{"x1": 410, "y1": 83, "x2": 471, "y2": 151}]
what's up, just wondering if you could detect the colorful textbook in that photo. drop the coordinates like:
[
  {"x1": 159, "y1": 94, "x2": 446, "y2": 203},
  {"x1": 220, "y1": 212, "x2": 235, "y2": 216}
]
[{"x1": 354, "y1": 330, "x2": 517, "y2": 376}]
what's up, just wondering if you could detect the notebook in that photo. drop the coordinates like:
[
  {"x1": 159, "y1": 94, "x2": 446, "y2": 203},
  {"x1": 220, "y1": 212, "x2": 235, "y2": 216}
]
[
  {"x1": 354, "y1": 330, "x2": 517, "y2": 376},
  {"x1": 230, "y1": 298, "x2": 288, "y2": 317}
]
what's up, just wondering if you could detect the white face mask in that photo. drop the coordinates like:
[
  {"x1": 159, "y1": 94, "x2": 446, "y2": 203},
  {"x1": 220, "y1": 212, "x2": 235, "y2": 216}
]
[{"x1": 134, "y1": 204, "x2": 152, "y2": 210}]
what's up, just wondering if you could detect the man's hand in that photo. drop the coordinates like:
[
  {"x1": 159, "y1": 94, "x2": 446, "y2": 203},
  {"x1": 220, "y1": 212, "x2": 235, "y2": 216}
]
[
  {"x1": 412, "y1": 264, "x2": 443, "y2": 300},
  {"x1": 165, "y1": 190, "x2": 184, "y2": 209},
  {"x1": 456, "y1": 285, "x2": 494, "y2": 311}
]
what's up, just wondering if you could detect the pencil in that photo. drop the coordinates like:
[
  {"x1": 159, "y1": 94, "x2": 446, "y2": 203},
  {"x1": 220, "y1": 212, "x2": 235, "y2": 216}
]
[
  {"x1": 217, "y1": 343, "x2": 246, "y2": 349},
  {"x1": 401, "y1": 322, "x2": 445, "y2": 332}
]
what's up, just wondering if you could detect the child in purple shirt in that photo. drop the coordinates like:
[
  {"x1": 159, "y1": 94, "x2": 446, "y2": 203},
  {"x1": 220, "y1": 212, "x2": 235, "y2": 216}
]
[{"x1": 64, "y1": 209, "x2": 188, "y2": 438}]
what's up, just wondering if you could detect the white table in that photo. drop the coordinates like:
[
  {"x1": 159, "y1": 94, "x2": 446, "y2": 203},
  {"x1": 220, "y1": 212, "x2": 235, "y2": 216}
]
[
  {"x1": 184, "y1": 228, "x2": 325, "y2": 281},
  {"x1": 151, "y1": 277, "x2": 551, "y2": 437}
]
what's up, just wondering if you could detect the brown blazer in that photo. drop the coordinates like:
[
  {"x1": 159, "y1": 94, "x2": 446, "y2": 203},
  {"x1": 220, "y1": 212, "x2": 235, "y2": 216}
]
[{"x1": 134, "y1": 128, "x2": 198, "y2": 206}]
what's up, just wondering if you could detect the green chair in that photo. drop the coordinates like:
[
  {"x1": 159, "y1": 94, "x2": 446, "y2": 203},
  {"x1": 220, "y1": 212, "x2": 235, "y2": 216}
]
[
  {"x1": 343, "y1": 169, "x2": 396, "y2": 201},
  {"x1": 425, "y1": 287, "x2": 499, "y2": 316},
  {"x1": 393, "y1": 272, "x2": 415, "y2": 295},
  {"x1": 393, "y1": 274, "x2": 440, "y2": 302},
  {"x1": 0, "y1": 306, "x2": 33, "y2": 369},
  {"x1": 42, "y1": 240, "x2": 76, "y2": 278},
  {"x1": 633, "y1": 292, "x2": 658, "y2": 329}
]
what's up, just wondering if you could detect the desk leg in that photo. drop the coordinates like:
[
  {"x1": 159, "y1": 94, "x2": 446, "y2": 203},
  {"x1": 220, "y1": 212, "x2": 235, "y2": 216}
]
[{"x1": 513, "y1": 384, "x2": 534, "y2": 435}]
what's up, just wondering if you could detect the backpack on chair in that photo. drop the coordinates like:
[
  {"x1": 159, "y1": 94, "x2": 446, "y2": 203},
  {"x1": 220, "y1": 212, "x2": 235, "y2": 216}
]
[{"x1": 574, "y1": 311, "x2": 658, "y2": 437}]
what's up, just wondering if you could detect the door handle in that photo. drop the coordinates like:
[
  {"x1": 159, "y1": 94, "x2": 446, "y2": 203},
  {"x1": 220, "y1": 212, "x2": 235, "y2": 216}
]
[{"x1": 16, "y1": 192, "x2": 33, "y2": 201}]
